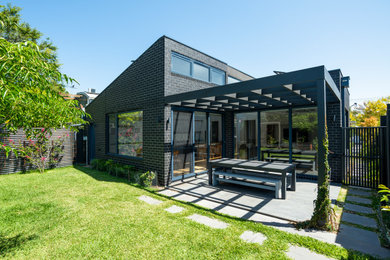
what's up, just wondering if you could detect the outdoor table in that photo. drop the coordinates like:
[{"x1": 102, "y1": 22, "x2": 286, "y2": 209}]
[
  {"x1": 261, "y1": 149, "x2": 317, "y2": 169},
  {"x1": 208, "y1": 158, "x2": 296, "y2": 199}
]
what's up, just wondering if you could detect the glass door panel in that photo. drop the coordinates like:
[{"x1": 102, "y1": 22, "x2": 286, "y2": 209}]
[
  {"x1": 234, "y1": 112, "x2": 258, "y2": 160},
  {"x1": 210, "y1": 113, "x2": 222, "y2": 160},
  {"x1": 194, "y1": 112, "x2": 207, "y2": 174},
  {"x1": 172, "y1": 111, "x2": 193, "y2": 179}
]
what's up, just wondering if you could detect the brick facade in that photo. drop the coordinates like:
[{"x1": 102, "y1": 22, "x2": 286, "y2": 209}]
[{"x1": 86, "y1": 36, "x2": 347, "y2": 186}]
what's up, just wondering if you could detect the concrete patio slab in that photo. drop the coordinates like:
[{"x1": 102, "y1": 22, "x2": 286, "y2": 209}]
[
  {"x1": 346, "y1": 195, "x2": 371, "y2": 205},
  {"x1": 336, "y1": 224, "x2": 390, "y2": 258},
  {"x1": 341, "y1": 212, "x2": 377, "y2": 229},
  {"x1": 344, "y1": 203, "x2": 373, "y2": 214},
  {"x1": 240, "y1": 231, "x2": 266, "y2": 245},
  {"x1": 286, "y1": 245, "x2": 333, "y2": 260},
  {"x1": 138, "y1": 195, "x2": 163, "y2": 205},
  {"x1": 160, "y1": 175, "x2": 340, "y2": 222},
  {"x1": 165, "y1": 205, "x2": 185, "y2": 214},
  {"x1": 187, "y1": 214, "x2": 229, "y2": 229}
]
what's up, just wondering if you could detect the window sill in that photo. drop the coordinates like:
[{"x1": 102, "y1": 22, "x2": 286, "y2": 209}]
[{"x1": 106, "y1": 153, "x2": 143, "y2": 160}]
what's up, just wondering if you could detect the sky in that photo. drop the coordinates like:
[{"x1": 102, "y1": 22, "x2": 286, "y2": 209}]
[{"x1": 8, "y1": 0, "x2": 390, "y2": 103}]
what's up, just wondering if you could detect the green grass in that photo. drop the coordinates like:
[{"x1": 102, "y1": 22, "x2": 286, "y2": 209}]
[{"x1": 0, "y1": 167, "x2": 372, "y2": 259}]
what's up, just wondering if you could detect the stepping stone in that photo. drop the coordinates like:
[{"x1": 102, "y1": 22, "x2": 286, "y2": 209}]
[
  {"x1": 344, "y1": 203, "x2": 373, "y2": 214},
  {"x1": 341, "y1": 212, "x2": 377, "y2": 229},
  {"x1": 165, "y1": 205, "x2": 184, "y2": 214},
  {"x1": 138, "y1": 195, "x2": 163, "y2": 205},
  {"x1": 348, "y1": 189, "x2": 371, "y2": 198},
  {"x1": 286, "y1": 245, "x2": 333, "y2": 260},
  {"x1": 240, "y1": 231, "x2": 266, "y2": 245},
  {"x1": 346, "y1": 195, "x2": 371, "y2": 205},
  {"x1": 187, "y1": 214, "x2": 229, "y2": 229},
  {"x1": 336, "y1": 224, "x2": 390, "y2": 258}
]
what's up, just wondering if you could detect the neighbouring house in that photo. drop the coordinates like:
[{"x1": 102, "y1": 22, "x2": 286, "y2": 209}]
[
  {"x1": 85, "y1": 36, "x2": 350, "y2": 186},
  {"x1": 76, "y1": 88, "x2": 99, "y2": 108}
]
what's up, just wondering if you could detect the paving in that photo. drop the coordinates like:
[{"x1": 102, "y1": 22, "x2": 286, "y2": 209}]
[
  {"x1": 138, "y1": 195, "x2": 163, "y2": 205},
  {"x1": 341, "y1": 212, "x2": 377, "y2": 229},
  {"x1": 240, "y1": 231, "x2": 266, "y2": 245},
  {"x1": 286, "y1": 245, "x2": 334, "y2": 260},
  {"x1": 344, "y1": 202, "x2": 374, "y2": 214},
  {"x1": 165, "y1": 205, "x2": 185, "y2": 214},
  {"x1": 336, "y1": 224, "x2": 389, "y2": 258},
  {"x1": 158, "y1": 176, "x2": 390, "y2": 258},
  {"x1": 187, "y1": 214, "x2": 229, "y2": 229},
  {"x1": 159, "y1": 175, "x2": 340, "y2": 222},
  {"x1": 347, "y1": 188, "x2": 372, "y2": 197},
  {"x1": 346, "y1": 195, "x2": 371, "y2": 205}
]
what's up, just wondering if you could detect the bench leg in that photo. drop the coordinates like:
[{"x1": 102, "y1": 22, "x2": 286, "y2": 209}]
[
  {"x1": 212, "y1": 173, "x2": 219, "y2": 186},
  {"x1": 291, "y1": 168, "x2": 296, "y2": 191},
  {"x1": 281, "y1": 172, "x2": 286, "y2": 199},
  {"x1": 275, "y1": 181, "x2": 281, "y2": 199}
]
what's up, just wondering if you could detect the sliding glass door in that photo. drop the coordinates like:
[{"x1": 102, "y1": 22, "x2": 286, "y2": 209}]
[
  {"x1": 234, "y1": 112, "x2": 258, "y2": 160},
  {"x1": 172, "y1": 111, "x2": 223, "y2": 180},
  {"x1": 172, "y1": 111, "x2": 193, "y2": 179}
]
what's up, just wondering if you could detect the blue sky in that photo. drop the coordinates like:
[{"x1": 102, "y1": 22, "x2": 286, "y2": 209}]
[{"x1": 9, "y1": 0, "x2": 390, "y2": 102}]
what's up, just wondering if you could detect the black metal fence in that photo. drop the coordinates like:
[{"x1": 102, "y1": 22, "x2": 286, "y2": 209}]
[{"x1": 342, "y1": 104, "x2": 390, "y2": 188}]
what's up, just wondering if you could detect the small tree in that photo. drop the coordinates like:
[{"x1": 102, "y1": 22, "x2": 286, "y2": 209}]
[
  {"x1": 351, "y1": 96, "x2": 390, "y2": 126},
  {"x1": 0, "y1": 4, "x2": 89, "y2": 162}
]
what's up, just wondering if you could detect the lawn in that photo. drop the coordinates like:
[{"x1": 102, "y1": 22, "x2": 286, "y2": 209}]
[{"x1": 0, "y1": 166, "x2": 370, "y2": 259}]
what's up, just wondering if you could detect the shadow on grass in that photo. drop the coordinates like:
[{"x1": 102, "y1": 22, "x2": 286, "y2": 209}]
[
  {"x1": 0, "y1": 233, "x2": 38, "y2": 257},
  {"x1": 74, "y1": 165, "x2": 253, "y2": 224}
]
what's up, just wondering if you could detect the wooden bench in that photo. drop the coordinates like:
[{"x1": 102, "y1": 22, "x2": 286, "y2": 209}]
[{"x1": 212, "y1": 171, "x2": 282, "y2": 199}]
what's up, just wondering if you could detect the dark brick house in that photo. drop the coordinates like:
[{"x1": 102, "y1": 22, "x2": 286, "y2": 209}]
[{"x1": 86, "y1": 36, "x2": 350, "y2": 186}]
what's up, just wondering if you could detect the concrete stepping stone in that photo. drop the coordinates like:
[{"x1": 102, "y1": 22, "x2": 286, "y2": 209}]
[
  {"x1": 187, "y1": 214, "x2": 229, "y2": 229},
  {"x1": 346, "y1": 195, "x2": 371, "y2": 205},
  {"x1": 344, "y1": 203, "x2": 373, "y2": 214},
  {"x1": 341, "y1": 212, "x2": 377, "y2": 229},
  {"x1": 348, "y1": 189, "x2": 371, "y2": 198},
  {"x1": 240, "y1": 231, "x2": 266, "y2": 245},
  {"x1": 165, "y1": 205, "x2": 184, "y2": 214},
  {"x1": 286, "y1": 245, "x2": 333, "y2": 260},
  {"x1": 138, "y1": 195, "x2": 163, "y2": 205},
  {"x1": 336, "y1": 224, "x2": 390, "y2": 258}
]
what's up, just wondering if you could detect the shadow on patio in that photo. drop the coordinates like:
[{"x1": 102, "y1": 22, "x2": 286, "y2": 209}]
[{"x1": 159, "y1": 174, "x2": 341, "y2": 223}]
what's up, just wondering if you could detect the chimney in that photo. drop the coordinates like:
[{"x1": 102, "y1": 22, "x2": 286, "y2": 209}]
[{"x1": 88, "y1": 88, "x2": 96, "y2": 93}]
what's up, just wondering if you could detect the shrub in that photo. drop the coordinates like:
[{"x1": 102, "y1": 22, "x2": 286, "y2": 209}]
[
  {"x1": 90, "y1": 159, "x2": 99, "y2": 170},
  {"x1": 123, "y1": 165, "x2": 136, "y2": 182},
  {"x1": 139, "y1": 171, "x2": 156, "y2": 187},
  {"x1": 96, "y1": 159, "x2": 107, "y2": 171}
]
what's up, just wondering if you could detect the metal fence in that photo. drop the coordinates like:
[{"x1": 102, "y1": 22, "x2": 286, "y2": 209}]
[
  {"x1": 342, "y1": 126, "x2": 386, "y2": 188},
  {"x1": 342, "y1": 104, "x2": 390, "y2": 188}
]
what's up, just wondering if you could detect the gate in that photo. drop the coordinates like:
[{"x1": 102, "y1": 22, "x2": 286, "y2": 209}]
[{"x1": 343, "y1": 126, "x2": 386, "y2": 188}]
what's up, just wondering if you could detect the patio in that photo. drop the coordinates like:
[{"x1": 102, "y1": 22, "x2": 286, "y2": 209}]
[{"x1": 159, "y1": 174, "x2": 341, "y2": 222}]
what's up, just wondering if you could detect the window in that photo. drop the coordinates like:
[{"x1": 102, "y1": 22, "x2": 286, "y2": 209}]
[
  {"x1": 108, "y1": 114, "x2": 117, "y2": 153},
  {"x1": 228, "y1": 76, "x2": 240, "y2": 84},
  {"x1": 193, "y1": 62, "x2": 209, "y2": 82},
  {"x1": 211, "y1": 68, "x2": 225, "y2": 85},
  {"x1": 107, "y1": 111, "x2": 143, "y2": 158},
  {"x1": 171, "y1": 52, "x2": 226, "y2": 85},
  {"x1": 171, "y1": 54, "x2": 191, "y2": 77}
]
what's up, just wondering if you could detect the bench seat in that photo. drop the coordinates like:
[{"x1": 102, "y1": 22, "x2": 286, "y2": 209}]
[{"x1": 212, "y1": 171, "x2": 282, "y2": 199}]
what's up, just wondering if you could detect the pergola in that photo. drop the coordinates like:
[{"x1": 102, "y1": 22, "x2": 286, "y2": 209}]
[{"x1": 165, "y1": 65, "x2": 346, "y2": 187}]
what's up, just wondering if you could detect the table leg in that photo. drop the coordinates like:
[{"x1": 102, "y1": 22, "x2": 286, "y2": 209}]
[
  {"x1": 208, "y1": 163, "x2": 212, "y2": 185},
  {"x1": 281, "y1": 171, "x2": 286, "y2": 199}
]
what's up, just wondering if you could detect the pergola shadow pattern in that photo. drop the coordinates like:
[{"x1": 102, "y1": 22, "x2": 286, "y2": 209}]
[{"x1": 159, "y1": 175, "x2": 341, "y2": 222}]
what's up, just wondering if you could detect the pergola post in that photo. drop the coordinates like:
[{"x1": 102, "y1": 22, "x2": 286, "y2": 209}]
[{"x1": 317, "y1": 79, "x2": 327, "y2": 187}]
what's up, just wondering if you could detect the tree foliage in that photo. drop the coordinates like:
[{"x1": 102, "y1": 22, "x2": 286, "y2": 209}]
[
  {"x1": 351, "y1": 96, "x2": 390, "y2": 127},
  {"x1": 0, "y1": 4, "x2": 88, "y2": 158}
]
